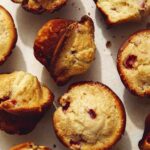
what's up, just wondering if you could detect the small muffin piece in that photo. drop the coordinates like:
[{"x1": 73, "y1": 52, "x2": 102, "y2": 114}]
[
  {"x1": 53, "y1": 82, "x2": 126, "y2": 150},
  {"x1": 0, "y1": 71, "x2": 54, "y2": 115},
  {"x1": 10, "y1": 142, "x2": 51, "y2": 150},
  {"x1": 94, "y1": 0, "x2": 150, "y2": 25},
  {"x1": 11, "y1": 0, "x2": 67, "y2": 14},
  {"x1": 117, "y1": 30, "x2": 150, "y2": 97},
  {"x1": 0, "y1": 5, "x2": 17, "y2": 64},
  {"x1": 34, "y1": 16, "x2": 96, "y2": 85},
  {"x1": 139, "y1": 114, "x2": 150, "y2": 150}
]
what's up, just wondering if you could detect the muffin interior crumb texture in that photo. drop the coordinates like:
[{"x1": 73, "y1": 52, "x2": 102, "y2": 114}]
[
  {"x1": 118, "y1": 30, "x2": 150, "y2": 96},
  {"x1": 0, "y1": 71, "x2": 52, "y2": 112},
  {"x1": 54, "y1": 17, "x2": 96, "y2": 84},
  {"x1": 96, "y1": 0, "x2": 150, "y2": 24},
  {"x1": 54, "y1": 82, "x2": 125, "y2": 150}
]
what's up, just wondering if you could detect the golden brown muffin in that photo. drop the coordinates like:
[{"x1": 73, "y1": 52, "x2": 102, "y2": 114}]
[
  {"x1": 0, "y1": 71, "x2": 54, "y2": 134},
  {"x1": 0, "y1": 5, "x2": 17, "y2": 64},
  {"x1": 139, "y1": 114, "x2": 150, "y2": 150},
  {"x1": 53, "y1": 81, "x2": 126, "y2": 150},
  {"x1": 0, "y1": 71, "x2": 54, "y2": 115},
  {"x1": 117, "y1": 30, "x2": 150, "y2": 97},
  {"x1": 34, "y1": 16, "x2": 96, "y2": 85},
  {"x1": 11, "y1": 0, "x2": 67, "y2": 14},
  {"x1": 94, "y1": 0, "x2": 150, "y2": 25},
  {"x1": 10, "y1": 142, "x2": 51, "y2": 150}
]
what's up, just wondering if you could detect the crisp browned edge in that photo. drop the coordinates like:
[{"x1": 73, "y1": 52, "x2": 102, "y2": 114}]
[
  {"x1": 10, "y1": 142, "x2": 51, "y2": 150},
  {"x1": 1, "y1": 85, "x2": 54, "y2": 116},
  {"x1": 138, "y1": 114, "x2": 150, "y2": 150},
  {"x1": 117, "y1": 29, "x2": 150, "y2": 97},
  {"x1": 50, "y1": 15, "x2": 95, "y2": 86},
  {"x1": 53, "y1": 81, "x2": 126, "y2": 150},
  {"x1": 10, "y1": 142, "x2": 34, "y2": 150},
  {"x1": 19, "y1": 0, "x2": 67, "y2": 14},
  {"x1": 34, "y1": 18, "x2": 74, "y2": 67},
  {"x1": 0, "y1": 5, "x2": 17, "y2": 65}
]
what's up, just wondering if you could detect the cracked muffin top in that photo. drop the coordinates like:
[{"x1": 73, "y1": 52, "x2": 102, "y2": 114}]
[
  {"x1": 11, "y1": 0, "x2": 67, "y2": 14},
  {"x1": 34, "y1": 16, "x2": 96, "y2": 85},
  {"x1": 53, "y1": 82, "x2": 126, "y2": 150},
  {"x1": 0, "y1": 5, "x2": 17, "y2": 64},
  {"x1": 94, "y1": 0, "x2": 150, "y2": 25},
  {"x1": 0, "y1": 71, "x2": 53, "y2": 115},
  {"x1": 117, "y1": 30, "x2": 150, "y2": 97},
  {"x1": 10, "y1": 142, "x2": 51, "y2": 150}
]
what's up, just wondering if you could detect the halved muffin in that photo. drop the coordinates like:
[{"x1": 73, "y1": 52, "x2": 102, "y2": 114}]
[
  {"x1": 34, "y1": 16, "x2": 96, "y2": 85},
  {"x1": 53, "y1": 81, "x2": 126, "y2": 150},
  {"x1": 94, "y1": 0, "x2": 150, "y2": 25},
  {"x1": 0, "y1": 5, "x2": 17, "y2": 64},
  {"x1": 11, "y1": 0, "x2": 67, "y2": 14},
  {"x1": 117, "y1": 30, "x2": 150, "y2": 97},
  {"x1": 0, "y1": 71, "x2": 54, "y2": 134},
  {"x1": 139, "y1": 114, "x2": 150, "y2": 150},
  {"x1": 10, "y1": 142, "x2": 51, "y2": 150}
]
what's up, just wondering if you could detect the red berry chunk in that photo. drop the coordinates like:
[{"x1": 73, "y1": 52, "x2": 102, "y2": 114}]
[
  {"x1": 62, "y1": 102, "x2": 70, "y2": 111},
  {"x1": 70, "y1": 140, "x2": 80, "y2": 145},
  {"x1": 124, "y1": 55, "x2": 137, "y2": 69},
  {"x1": 11, "y1": 100, "x2": 17, "y2": 105},
  {"x1": 88, "y1": 109, "x2": 97, "y2": 119}
]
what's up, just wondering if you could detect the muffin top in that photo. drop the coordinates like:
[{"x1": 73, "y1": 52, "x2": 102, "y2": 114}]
[
  {"x1": 117, "y1": 30, "x2": 150, "y2": 96},
  {"x1": 52, "y1": 16, "x2": 96, "y2": 85},
  {"x1": 0, "y1": 5, "x2": 17, "y2": 64},
  {"x1": 95, "y1": 0, "x2": 150, "y2": 24},
  {"x1": 0, "y1": 71, "x2": 53, "y2": 115},
  {"x1": 12, "y1": 0, "x2": 67, "y2": 14},
  {"x1": 10, "y1": 142, "x2": 51, "y2": 150},
  {"x1": 53, "y1": 82, "x2": 126, "y2": 150}
]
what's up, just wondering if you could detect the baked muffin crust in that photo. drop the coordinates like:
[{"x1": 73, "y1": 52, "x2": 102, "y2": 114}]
[
  {"x1": 0, "y1": 5, "x2": 17, "y2": 64},
  {"x1": 53, "y1": 82, "x2": 126, "y2": 150},
  {"x1": 117, "y1": 30, "x2": 150, "y2": 97},
  {"x1": 139, "y1": 114, "x2": 150, "y2": 150},
  {"x1": 10, "y1": 142, "x2": 51, "y2": 150}
]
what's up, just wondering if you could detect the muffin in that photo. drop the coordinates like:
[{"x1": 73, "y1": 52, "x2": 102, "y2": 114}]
[
  {"x1": 10, "y1": 142, "x2": 51, "y2": 150},
  {"x1": 34, "y1": 16, "x2": 96, "y2": 85},
  {"x1": 94, "y1": 0, "x2": 150, "y2": 25},
  {"x1": 0, "y1": 71, "x2": 54, "y2": 134},
  {"x1": 0, "y1": 5, "x2": 17, "y2": 64},
  {"x1": 53, "y1": 81, "x2": 126, "y2": 150},
  {"x1": 11, "y1": 0, "x2": 67, "y2": 14},
  {"x1": 139, "y1": 114, "x2": 150, "y2": 150},
  {"x1": 117, "y1": 30, "x2": 150, "y2": 97}
]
